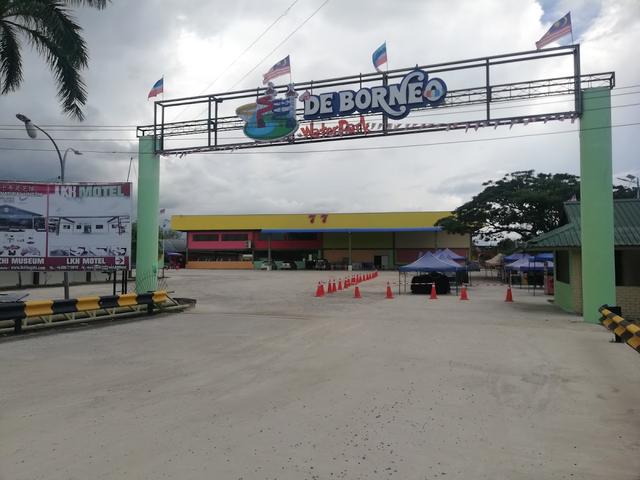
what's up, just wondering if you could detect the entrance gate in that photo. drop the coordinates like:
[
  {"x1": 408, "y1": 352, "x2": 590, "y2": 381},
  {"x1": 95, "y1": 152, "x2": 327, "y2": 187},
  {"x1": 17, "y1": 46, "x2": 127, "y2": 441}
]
[{"x1": 136, "y1": 45, "x2": 615, "y2": 322}]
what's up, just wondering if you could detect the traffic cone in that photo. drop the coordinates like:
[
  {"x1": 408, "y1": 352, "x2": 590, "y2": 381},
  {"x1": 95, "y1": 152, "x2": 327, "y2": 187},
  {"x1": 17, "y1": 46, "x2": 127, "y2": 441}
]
[
  {"x1": 429, "y1": 283, "x2": 438, "y2": 300},
  {"x1": 505, "y1": 287, "x2": 513, "y2": 302},
  {"x1": 345, "y1": 278, "x2": 350, "y2": 288},
  {"x1": 459, "y1": 285, "x2": 469, "y2": 300},
  {"x1": 315, "y1": 282, "x2": 325, "y2": 297},
  {"x1": 385, "y1": 282, "x2": 394, "y2": 299},
  {"x1": 354, "y1": 286, "x2": 362, "y2": 298},
  {"x1": 337, "y1": 279, "x2": 343, "y2": 291}
]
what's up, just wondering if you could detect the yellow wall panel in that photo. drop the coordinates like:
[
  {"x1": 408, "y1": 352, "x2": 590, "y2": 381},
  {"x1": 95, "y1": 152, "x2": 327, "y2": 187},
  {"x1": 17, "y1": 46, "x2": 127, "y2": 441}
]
[{"x1": 173, "y1": 211, "x2": 451, "y2": 231}]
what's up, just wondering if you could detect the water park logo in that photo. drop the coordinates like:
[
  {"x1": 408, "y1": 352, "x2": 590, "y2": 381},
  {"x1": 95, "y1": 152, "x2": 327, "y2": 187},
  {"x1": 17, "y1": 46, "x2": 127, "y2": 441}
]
[
  {"x1": 302, "y1": 69, "x2": 447, "y2": 121},
  {"x1": 235, "y1": 83, "x2": 299, "y2": 142}
]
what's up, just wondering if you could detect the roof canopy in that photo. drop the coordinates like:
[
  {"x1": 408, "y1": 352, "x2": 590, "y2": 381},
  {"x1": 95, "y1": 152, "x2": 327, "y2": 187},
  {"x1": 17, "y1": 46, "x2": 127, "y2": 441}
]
[
  {"x1": 435, "y1": 248, "x2": 466, "y2": 261},
  {"x1": 505, "y1": 256, "x2": 554, "y2": 271},
  {"x1": 528, "y1": 199, "x2": 640, "y2": 248},
  {"x1": 504, "y1": 252, "x2": 528, "y2": 262},
  {"x1": 399, "y1": 252, "x2": 465, "y2": 272},
  {"x1": 485, "y1": 253, "x2": 504, "y2": 266},
  {"x1": 532, "y1": 252, "x2": 553, "y2": 262}
]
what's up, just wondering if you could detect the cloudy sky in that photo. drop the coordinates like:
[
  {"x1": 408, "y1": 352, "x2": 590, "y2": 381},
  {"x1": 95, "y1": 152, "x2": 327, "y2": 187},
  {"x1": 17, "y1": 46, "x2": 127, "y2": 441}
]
[{"x1": 1, "y1": 0, "x2": 639, "y2": 218}]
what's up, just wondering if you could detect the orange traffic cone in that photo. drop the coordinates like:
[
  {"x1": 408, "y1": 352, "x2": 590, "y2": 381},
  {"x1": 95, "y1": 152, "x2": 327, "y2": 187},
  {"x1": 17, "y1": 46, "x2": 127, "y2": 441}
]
[
  {"x1": 315, "y1": 282, "x2": 325, "y2": 297},
  {"x1": 505, "y1": 287, "x2": 513, "y2": 302},
  {"x1": 385, "y1": 282, "x2": 394, "y2": 299},
  {"x1": 337, "y1": 279, "x2": 343, "y2": 291},
  {"x1": 459, "y1": 285, "x2": 469, "y2": 300},
  {"x1": 354, "y1": 286, "x2": 362, "y2": 298},
  {"x1": 429, "y1": 283, "x2": 438, "y2": 300}
]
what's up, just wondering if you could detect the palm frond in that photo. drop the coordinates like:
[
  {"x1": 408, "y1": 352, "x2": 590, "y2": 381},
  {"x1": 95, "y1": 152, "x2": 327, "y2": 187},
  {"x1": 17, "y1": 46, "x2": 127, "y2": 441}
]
[
  {"x1": 7, "y1": 20, "x2": 87, "y2": 119},
  {"x1": 0, "y1": 22, "x2": 22, "y2": 94},
  {"x1": 64, "y1": 0, "x2": 109, "y2": 10}
]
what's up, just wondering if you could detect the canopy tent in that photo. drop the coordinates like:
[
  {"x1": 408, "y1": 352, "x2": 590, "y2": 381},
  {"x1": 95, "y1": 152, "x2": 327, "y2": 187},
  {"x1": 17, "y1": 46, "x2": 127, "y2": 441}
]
[
  {"x1": 505, "y1": 256, "x2": 554, "y2": 272},
  {"x1": 504, "y1": 252, "x2": 528, "y2": 262},
  {"x1": 532, "y1": 252, "x2": 554, "y2": 262},
  {"x1": 434, "y1": 248, "x2": 466, "y2": 261},
  {"x1": 399, "y1": 252, "x2": 465, "y2": 272},
  {"x1": 485, "y1": 253, "x2": 504, "y2": 266}
]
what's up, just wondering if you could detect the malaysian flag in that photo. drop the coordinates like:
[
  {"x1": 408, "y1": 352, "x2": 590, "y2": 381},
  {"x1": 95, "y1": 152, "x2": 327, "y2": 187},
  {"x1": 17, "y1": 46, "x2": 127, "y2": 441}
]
[
  {"x1": 372, "y1": 42, "x2": 387, "y2": 72},
  {"x1": 263, "y1": 55, "x2": 291, "y2": 84},
  {"x1": 148, "y1": 77, "x2": 164, "y2": 99},
  {"x1": 536, "y1": 12, "x2": 572, "y2": 49}
]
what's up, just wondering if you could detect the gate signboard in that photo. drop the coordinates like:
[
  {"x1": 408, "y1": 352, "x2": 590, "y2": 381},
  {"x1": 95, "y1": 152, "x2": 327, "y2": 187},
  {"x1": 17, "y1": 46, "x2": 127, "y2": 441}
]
[
  {"x1": 138, "y1": 45, "x2": 613, "y2": 155},
  {"x1": 0, "y1": 182, "x2": 132, "y2": 271}
]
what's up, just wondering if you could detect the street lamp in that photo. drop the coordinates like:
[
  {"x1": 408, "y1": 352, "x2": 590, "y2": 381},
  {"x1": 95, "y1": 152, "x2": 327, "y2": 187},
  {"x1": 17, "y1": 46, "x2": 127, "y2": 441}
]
[
  {"x1": 616, "y1": 174, "x2": 640, "y2": 199},
  {"x1": 16, "y1": 113, "x2": 83, "y2": 299}
]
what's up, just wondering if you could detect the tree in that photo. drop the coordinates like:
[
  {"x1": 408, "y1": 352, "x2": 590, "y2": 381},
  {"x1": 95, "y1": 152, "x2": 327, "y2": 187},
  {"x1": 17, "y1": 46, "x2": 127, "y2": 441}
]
[
  {"x1": 437, "y1": 170, "x2": 580, "y2": 242},
  {"x1": 438, "y1": 170, "x2": 638, "y2": 242},
  {"x1": 0, "y1": 0, "x2": 108, "y2": 120}
]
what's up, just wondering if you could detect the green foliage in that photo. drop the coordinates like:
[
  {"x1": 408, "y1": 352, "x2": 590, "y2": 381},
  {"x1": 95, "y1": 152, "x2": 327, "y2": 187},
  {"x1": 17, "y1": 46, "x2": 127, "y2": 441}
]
[
  {"x1": 438, "y1": 171, "x2": 638, "y2": 242},
  {"x1": 0, "y1": 0, "x2": 109, "y2": 120},
  {"x1": 436, "y1": 170, "x2": 580, "y2": 241}
]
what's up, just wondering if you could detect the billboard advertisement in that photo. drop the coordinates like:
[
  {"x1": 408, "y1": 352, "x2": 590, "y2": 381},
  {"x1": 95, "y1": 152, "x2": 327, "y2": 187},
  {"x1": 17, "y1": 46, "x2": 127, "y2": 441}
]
[{"x1": 0, "y1": 182, "x2": 132, "y2": 271}]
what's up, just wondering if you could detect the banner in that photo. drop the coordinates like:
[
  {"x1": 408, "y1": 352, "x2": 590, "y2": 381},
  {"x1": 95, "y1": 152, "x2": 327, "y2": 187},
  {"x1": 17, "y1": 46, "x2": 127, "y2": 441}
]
[{"x1": 0, "y1": 182, "x2": 132, "y2": 271}]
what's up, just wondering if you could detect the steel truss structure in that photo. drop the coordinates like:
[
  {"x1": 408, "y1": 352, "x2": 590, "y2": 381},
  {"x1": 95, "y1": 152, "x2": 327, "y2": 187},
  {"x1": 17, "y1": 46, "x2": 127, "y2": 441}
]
[{"x1": 137, "y1": 45, "x2": 614, "y2": 155}]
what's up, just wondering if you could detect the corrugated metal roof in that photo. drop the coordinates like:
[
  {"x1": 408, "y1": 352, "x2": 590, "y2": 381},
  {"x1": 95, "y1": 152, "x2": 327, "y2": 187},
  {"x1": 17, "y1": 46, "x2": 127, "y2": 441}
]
[{"x1": 528, "y1": 199, "x2": 640, "y2": 248}]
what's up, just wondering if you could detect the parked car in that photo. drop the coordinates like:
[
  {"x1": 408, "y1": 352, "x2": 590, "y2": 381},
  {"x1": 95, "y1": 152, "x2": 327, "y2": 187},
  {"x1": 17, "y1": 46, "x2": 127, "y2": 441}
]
[
  {"x1": 410, "y1": 272, "x2": 451, "y2": 295},
  {"x1": 260, "y1": 260, "x2": 277, "y2": 270},
  {"x1": 314, "y1": 258, "x2": 330, "y2": 270},
  {"x1": 280, "y1": 261, "x2": 297, "y2": 270}
]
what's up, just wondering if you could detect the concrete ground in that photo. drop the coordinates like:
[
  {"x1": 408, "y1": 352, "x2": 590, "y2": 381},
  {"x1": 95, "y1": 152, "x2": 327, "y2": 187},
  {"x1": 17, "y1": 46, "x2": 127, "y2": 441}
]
[{"x1": 1, "y1": 270, "x2": 639, "y2": 480}]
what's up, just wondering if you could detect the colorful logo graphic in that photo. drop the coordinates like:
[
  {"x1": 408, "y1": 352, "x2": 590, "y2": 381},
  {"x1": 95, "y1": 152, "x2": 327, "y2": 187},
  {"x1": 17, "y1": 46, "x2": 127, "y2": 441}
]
[{"x1": 236, "y1": 83, "x2": 299, "y2": 141}]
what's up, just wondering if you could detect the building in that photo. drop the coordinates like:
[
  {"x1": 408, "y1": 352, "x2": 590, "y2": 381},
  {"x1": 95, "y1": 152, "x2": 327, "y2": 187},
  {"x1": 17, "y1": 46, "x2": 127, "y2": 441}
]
[
  {"x1": 528, "y1": 199, "x2": 640, "y2": 321},
  {"x1": 171, "y1": 211, "x2": 470, "y2": 270}
]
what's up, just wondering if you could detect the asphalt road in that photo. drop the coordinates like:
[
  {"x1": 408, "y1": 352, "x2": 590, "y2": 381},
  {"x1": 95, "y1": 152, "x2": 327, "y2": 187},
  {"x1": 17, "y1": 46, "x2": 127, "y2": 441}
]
[{"x1": 1, "y1": 270, "x2": 639, "y2": 480}]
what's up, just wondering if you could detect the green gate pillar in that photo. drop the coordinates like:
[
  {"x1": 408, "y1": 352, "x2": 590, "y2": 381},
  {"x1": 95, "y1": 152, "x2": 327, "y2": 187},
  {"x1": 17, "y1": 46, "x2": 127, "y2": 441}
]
[
  {"x1": 136, "y1": 136, "x2": 160, "y2": 293},
  {"x1": 579, "y1": 87, "x2": 616, "y2": 323}
]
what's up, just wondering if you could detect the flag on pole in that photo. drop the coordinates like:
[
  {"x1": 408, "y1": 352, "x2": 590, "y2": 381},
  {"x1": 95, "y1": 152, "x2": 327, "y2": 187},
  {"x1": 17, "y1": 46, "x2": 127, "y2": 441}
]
[
  {"x1": 372, "y1": 42, "x2": 387, "y2": 72},
  {"x1": 263, "y1": 56, "x2": 291, "y2": 84},
  {"x1": 536, "y1": 12, "x2": 572, "y2": 49},
  {"x1": 148, "y1": 77, "x2": 164, "y2": 99}
]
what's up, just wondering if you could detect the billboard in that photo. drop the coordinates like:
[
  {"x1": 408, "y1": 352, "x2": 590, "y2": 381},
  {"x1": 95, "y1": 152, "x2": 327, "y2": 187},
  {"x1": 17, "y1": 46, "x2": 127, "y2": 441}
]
[{"x1": 0, "y1": 182, "x2": 132, "y2": 271}]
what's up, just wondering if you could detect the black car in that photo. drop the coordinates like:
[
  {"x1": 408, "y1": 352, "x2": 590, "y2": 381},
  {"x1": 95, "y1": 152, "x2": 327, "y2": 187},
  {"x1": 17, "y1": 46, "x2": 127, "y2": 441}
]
[{"x1": 410, "y1": 273, "x2": 451, "y2": 295}]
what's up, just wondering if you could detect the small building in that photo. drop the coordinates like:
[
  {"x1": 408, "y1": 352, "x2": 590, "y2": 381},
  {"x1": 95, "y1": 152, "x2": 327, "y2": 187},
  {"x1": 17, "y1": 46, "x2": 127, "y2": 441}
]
[
  {"x1": 171, "y1": 211, "x2": 471, "y2": 270},
  {"x1": 528, "y1": 199, "x2": 640, "y2": 321}
]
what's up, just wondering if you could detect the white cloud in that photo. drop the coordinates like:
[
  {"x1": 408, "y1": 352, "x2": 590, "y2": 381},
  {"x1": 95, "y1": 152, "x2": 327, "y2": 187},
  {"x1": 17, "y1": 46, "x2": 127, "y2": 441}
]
[{"x1": 1, "y1": 0, "x2": 638, "y2": 216}]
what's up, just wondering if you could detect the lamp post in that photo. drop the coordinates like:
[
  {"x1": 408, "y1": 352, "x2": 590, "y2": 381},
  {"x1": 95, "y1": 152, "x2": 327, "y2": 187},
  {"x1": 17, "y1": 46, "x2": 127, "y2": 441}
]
[
  {"x1": 616, "y1": 174, "x2": 640, "y2": 199},
  {"x1": 16, "y1": 113, "x2": 82, "y2": 299}
]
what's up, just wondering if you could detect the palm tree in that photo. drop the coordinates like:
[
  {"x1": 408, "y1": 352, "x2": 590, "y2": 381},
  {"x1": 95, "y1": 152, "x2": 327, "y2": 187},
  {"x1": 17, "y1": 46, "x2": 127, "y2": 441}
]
[{"x1": 0, "y1": 0, "x2": 108, "y2": 120}]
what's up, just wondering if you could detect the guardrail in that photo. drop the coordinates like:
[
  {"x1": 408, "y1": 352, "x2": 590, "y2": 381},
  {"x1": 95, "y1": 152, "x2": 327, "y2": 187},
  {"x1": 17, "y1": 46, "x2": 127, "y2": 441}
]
[
  {"x1": 599, "y1": 305, "x2": 640, "y2": 354},
  {"x1": 0, "y1": 291, "x2": 187, "y2": 335}
]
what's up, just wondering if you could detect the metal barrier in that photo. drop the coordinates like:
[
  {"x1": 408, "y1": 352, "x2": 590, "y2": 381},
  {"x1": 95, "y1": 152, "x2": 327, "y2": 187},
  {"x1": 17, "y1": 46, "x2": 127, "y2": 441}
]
[
  {"x1": 0, "y1": 290, "x2": 189, "y2": 335},
  {"x1": 599, "y1": 305, "x2": 640, "y2": 354}
]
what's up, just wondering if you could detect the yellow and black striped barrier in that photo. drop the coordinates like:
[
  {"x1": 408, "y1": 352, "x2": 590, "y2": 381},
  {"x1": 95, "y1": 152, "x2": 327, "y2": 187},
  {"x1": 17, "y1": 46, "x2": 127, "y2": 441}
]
[
  {"x1": 599, "y1": 305, "x2": 640, "y2": 354},
  {"x1": 0, "y1": 291, "x2": 172, "y2": 334}
]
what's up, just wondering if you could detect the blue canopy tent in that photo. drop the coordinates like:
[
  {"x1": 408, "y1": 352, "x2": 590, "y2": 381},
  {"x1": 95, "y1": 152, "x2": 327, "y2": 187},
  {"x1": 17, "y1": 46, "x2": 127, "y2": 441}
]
[
  {"x1": 505, "y1": 255, "x2": 554, "y2": 295},
  {"x1": 504, "y1": 252, "x2": 528, "y2": 262},
  {"x1": 505, "y1": 257, "x2": 553, "y2": 272},
  {"x1": 399, "y1": 252, "x2": 465, "y2": 295},
  {"x1": 532, "y1": 252, "x2": 554, "y2": 263},
  {"x1": 399, "y1": 252, "x2": 464, "y2": 272},
  {"x1": 434, "y1": 248, "x2": 466, "y2": 261}
]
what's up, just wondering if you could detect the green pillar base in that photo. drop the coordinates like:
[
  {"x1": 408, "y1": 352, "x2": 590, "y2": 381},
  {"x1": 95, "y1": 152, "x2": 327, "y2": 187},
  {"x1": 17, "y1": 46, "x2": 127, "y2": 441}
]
[
  {"x1": 135, "y1": 136, "x2": 160, "y2": 293},
  {"x1": 579, "y1": 88, "x2": 615, "y2": 323}
]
